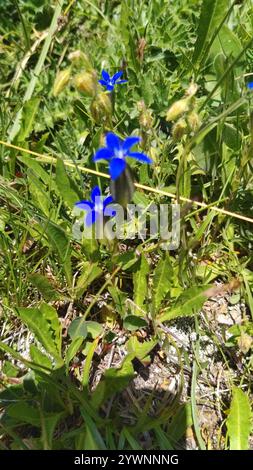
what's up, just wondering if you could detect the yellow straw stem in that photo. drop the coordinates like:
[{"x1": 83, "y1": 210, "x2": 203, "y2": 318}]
[{"x1": 1, "y1": 139, "x2": 253, "y2": 225}]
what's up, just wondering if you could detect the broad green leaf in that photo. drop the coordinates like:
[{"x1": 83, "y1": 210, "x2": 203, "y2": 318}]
[
  {"x1": 40, "y1": 303, "x2": 62, "y2": 355},
  {"x1": 16, "y1": 97, "x2": 41, "y2": 142},
  {"x1": 44, "y1": 222, "x2": 69, "y2": 262},
  {"x1": 29, "y1": 273, "x2": 61, "y2": 301},
  {"x1": 91, "y1": 354, "x2": 135, "y2": 409},
  {"x1": 126, "y1": 336, "x2": 157, "y2": 360},
  {"x1": 65, "y1": 337, "x2": 84, "y2": 369},
  {"x1": 16, "y1": 305, "x2": 62, "y2": 363},
  {"x1": 18, "y1": 155, "x2": 56, "y2": 191},
  {"x1": 192, "y1": 0, "x2": 229, "y2": 65},
  {"x1": 82, "y1": 337, "x2": 99, "y2": 387},
  {"x1": 108, "y1": 285, "x2": 127, "y2": 317},
  {"x1": 211, "y1": 25, "x2": 242, "y2": 59},
  {"x1": 45, "y1": 221, "x2": 72, "y2": 286},
  {"x1": 7, "y1": 402, "x2": 41, "y2": 426},
  {"x1": 133, "y1": 254, "x2": 149, "y2": 313},
  {"x1": 123, "y1": 315, "x2": 148, "y2": 331},
  {"x1": 113, "y1": 251, "x2": 138, "y2": 271},
  {"x1": 55, "y1": 157, "x2": 79, "y2": 208},
  {"x1": 227, "y1": 387, "x2": 251, "y2": 450},
  {"x1": 29, "y1": 177, "x2": 50, "y2": 216},
  {"x1": 7, "y1": 402, "x2": 63, "y2": 449},
  {"x1": 74, "y1": 262, "x2": 103, "y2": 299},
  {"x1": 158, "y1": 286, "x2": 210, "y2": 323},
  {"x1": 152, "y1": 254, "x2": 172, "y2": 313},
  {"x1": 40, "y1": 411, "x2": 64, "y2": 450},
  {"x1": 30, "y1": 344, "x2": 53, "y2": 370},
  {"x1": 223, "y1": 123, "x2": 241, "y2": 151},
  {"x1": 68, "y1": 319, "x2": 103, "y2": 341}
]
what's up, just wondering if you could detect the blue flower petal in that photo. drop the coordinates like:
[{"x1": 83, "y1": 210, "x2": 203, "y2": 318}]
[
  {"x1": 106, "y1": 132, "x2": 120, "y2": 151},
  {"x1": 247, "y1": 82, "x2": 253, "y2": 89},
  {"x1": 116, "y1": 80, "x2": 128, "y2": 84},
  {"x1": 85, "y1": 209, "x2": 97, "y2": 227},
  {"x1": 112, "y1": 71, "x2": 123, "y2": 83},
  {"x1": 101, "y1": 70, "x2": 110, "y2": 82},
  {"x1": 106, "y1": 84, "x2": 114, "y2": 92},
  {"x1": 99, "y1": 79, "x2": 108, "y2": 87},
  {"x1": 103, "y1": 195, "x2": 114, "y2": 207},
  {"x1": 123, "y1": 136, "x2": 141, "y2": 152},
  {"x1": 93, "y1": 147, "x2": 114, "y2": 162},
  {"x1": 75, "y1": 200, "x2": 94, "y2": 210},
  {"x1": 110, "y1": 158, "x2": 126, "y2": 180},
  {"x1": 91, "y1": 186, "x2": 101, "y2": 202},
  {"x1": 127, "y1": 152, "x2": 153, "y2": 163}
]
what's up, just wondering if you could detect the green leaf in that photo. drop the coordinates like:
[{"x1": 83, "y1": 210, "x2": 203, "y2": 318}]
[
  {"x1": 45, "y1": 221, "x2": 69, "y2": 263},
  {"x1": 123, "y1": 315, "x2": 148, "y2": 331},
  {"x1": 7, "y1": 402, "x2": 40, "y2": 426},
  {"x1": 45, "y1": 221, "x2": 72, "y2": 286},
  {"x1": 227, "y1": 387, "x2": 251, "y2": 450},
  {"x1": 91, "y1": 354, "x2": 135, "y2": 409},
  {"x1": 68, "y1": 319, "x2": 103, "y2": 341},
  {"x1": 40, "y1": 411, "x2": 64, "y2": 450},
  {"x1": 122, "y1": 427, "x2": 142, "y2": 450},
  {"x1": 7, "y1": 402, "x2": 63, "y2": 449},
  {"x1": 65, "y1": 337, "x2": 84, "y2": 369},
  {"x1": 152, "y1": 254, "x2": 172, "y2": 313},
  {"x1": 16, "y1": 97, "x2": 41, "y2": 142},
  {"x1": 167, "y1": 403, "x2": 193, "y2": 444},
  {"x1": 126, "y1": 336, "x2": 157, "y2": 360},
  {"x1": 192, "y1": 0, "x2": 229, "y2": 65},
  {"x1": 133, "y1": 254, "x2": 149, "y2": 313},
  {"x1": 158, "y1": 286, "x2": 210, "y2": 323},
  {"x1": 40, "y1": 303, "x2": 62, "y2": 355},
  {"x1": 29, "y1": 177, "x2": 50, "y2": 216},
  {"x1": 16, "y1": 305, "x2": 62, "y2": 363},
  {"x1": 82, "y1": 337, "x2": 99, "y2": 387},
  {"x1": 55, "y1": 157, "x2": 79, "y2": 208},
  {"x1": 81, "y1": 410, "x2": 106, "y2": 450},
  {"x1": 30, "y1": 344, "x2": 53, "y2": 370},
  {"x1": 211, "y1": 25, "x2": 242, "y2": 59},
  {"x1": 74, "y1": 262, "x2": 103, "y2": 299},
  {"x1": 29, "y1": 273, "x2": 61, "y2": 301},
  {"x1": 18, "y1": 155, "x2": 56, "y2": 191},
  {"x1": 108, "y1": 285, "x2": 127, "y2": 317},
  {"x1": 113, "y1": 251, "x2": 138, "y2": 271}
]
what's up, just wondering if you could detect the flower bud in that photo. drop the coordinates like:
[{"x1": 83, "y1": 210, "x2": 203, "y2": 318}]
[
  {"x1": 74, "y1": 71, "x2": 97, "y2": 96},
  {"x1": 187, "y1": 111, "x2": 201, "y2": 132},
  {"x1": 172, "y1": 119, "x2": 187, "y2": 140},
  {"x1": 110, "y1": 163, "x2": 135, "y2": 207},
  {"x1": 68, "y1": 50, "x2": 92, "y2": 70},
  {"x1": 90, "y1": 92, "x2": 112, "y2": 124},
  {"x1": 53, "y1": 68, "x2": 71, "y2": 96},
  {"x1": 166, "y1": 97, "x2": 189, "y2": 122},
  {"x1": 186, "y1": 82, "x2": 198, "y2": 97}
]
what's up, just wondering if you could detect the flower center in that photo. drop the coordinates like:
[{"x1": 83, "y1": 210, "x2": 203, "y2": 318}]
[{"x1": 115, "y1": 149, "x2": 125, "y2": 159}]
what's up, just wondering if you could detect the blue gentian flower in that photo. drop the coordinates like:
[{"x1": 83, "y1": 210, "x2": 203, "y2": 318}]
[
  {"x1": 247, "y1": 82, "x2": 253, "y2": 89},
  {"x1": 75, "y1": 186, "x2": 114, "y2": 226},
  {"x1": 99, "y1": 70, "x2": 127, "y2": 92},
  {"x1": 93, "y1": 133, "x2": 152, "y2": 180}
]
